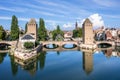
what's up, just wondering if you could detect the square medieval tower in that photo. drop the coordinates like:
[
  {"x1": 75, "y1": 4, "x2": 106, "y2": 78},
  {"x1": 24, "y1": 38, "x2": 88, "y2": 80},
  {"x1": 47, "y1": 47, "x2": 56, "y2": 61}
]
[
  {"x1": 82, "y1": 18, "x2": 94, "y2": 44},
  {"x1": 27, "y1": 18, "x2": 37, "y2": 40}
]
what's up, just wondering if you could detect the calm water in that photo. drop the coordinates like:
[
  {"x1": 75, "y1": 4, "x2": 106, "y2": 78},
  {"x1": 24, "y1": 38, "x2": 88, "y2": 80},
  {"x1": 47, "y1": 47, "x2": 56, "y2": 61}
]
[{"x1": 0, "y1": 47, "x2": 120, "y2": 80}]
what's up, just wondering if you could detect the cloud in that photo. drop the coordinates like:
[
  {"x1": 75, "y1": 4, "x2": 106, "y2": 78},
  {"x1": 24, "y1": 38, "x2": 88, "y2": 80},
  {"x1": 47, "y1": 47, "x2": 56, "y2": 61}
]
[
  {"x1": 89, "y1": 13, "x2": 104, "y2": 28},
  {"x1": 0, "y1": 6, "x2": 28, "y2": 12},
  {"x1": 0, "y1": 16, "x2": 11, "y2": 20},
  {"x1": 80, "y1": 13, "x2": 104, "y2": 28},
  {"x1": 63, "y1": 23, "x2": 73, "y2": 28},
  {"x1": 93, "y1": 0, "x2": 117, "y2": 7}
]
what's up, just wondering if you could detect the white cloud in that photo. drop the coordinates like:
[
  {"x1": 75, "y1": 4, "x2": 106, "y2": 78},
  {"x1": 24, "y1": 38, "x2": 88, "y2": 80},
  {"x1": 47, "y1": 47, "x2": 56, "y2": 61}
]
[
  {"x1": 89, "y1": 13, "x2": 104, "y2": 28},
  {"x1": 0, "y1": 16, "x2": 11, "y2": 20},
  {"x1": 63, "y1": 23, "x2": 73, "y2": 28},
  {"x1": 93, "y1": 0, "x2": 117, "y2": 7},
  {"x1": 80, "y1": 13, "x2": 104, "y2": 28}
]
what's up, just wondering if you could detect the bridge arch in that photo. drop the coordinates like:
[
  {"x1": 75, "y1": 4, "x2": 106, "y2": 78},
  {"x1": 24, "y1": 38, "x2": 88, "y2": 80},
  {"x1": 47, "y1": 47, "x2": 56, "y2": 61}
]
[
  {"x1": 0, "y1": 43, "x2": 11, "y2": 46},
  {"x1": 41, "y1": 41, "x2": 78, "y2": 47},
  {"x1": 96, "y1": 41, "x2": 115, "y2": 48}
]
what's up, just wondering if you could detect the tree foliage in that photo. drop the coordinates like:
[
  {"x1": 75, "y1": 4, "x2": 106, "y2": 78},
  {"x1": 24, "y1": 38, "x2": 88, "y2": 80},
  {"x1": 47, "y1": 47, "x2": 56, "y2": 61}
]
[
  {"x1": 24, "y1": 42, "x2": 34, "y2": 49},
  {"x1": 0, "y1": 25, "x2": 6, "y2": 40},
  {"x1": 38, "y1": 18, "x2": 48, "y2": 41},
  {"x1": 73, "y1": 28, "x2": 82, "y2": 38},
  {"x1": 52, "y1": 25, "x2": 64, "y2": 41},
  {"x1": 10, "y1": 15, "x2": 19, "y2": 40}
]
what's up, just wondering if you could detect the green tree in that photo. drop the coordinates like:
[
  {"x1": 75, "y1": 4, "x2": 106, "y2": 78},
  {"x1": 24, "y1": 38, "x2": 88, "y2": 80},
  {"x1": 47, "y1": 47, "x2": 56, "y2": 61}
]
[
  {"x1": 73, "y1": 28, "x2": 82, "y2": 38},
  {"x1": 10, "y1": 15, "x2": 19, "y2": 40},
  {"x1": 24, "y1": 42, "x2": 34, "y2": 49},
  {"x1": 38, "y1": 18, "x2": 48, "y2": 41},
  {"x1": 0, "y1": 25, "x2": 6, "y2": 40},
  {"x1": 52, "y1": 25, "x2": 64, "y2": 41}
]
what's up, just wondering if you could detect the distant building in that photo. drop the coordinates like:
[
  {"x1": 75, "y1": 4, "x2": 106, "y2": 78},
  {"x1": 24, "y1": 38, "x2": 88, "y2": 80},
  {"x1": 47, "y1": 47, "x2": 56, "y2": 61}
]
[
  {"x1": 64, "y1": 31, "x2": 73, "y2": 41},
  {"x1": 105, "y1": 30, "x2": 112, "y2": 41},
  {"x1": 19, "y1": 18, "x2": 37, "y2": 48},
  {"x1": 20, "y1": 34, "x2": 36, "y2": 48},
  {"x1": 75, "y1": 21, "x2": 79, "y2": 30},
  {"x1": 27, "y1": 18, "x2": 37, "y2": 40}
]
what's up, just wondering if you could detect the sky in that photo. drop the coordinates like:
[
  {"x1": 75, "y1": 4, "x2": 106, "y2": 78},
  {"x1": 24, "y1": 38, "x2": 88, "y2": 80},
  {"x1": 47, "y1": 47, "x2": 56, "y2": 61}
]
[{"x1": 0, "y1": 0, "x2": 120, "y2": 30}]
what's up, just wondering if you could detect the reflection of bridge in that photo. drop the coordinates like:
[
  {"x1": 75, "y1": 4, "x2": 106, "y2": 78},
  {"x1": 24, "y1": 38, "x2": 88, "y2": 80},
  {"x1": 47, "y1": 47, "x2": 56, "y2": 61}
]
[
  {"x1": 42, "y1": 46, "x2": 79, "y2": 51},
  {"x1": 96, "y1": 41, "x2": 115, "y2": 46},
  {"x1": 41, "y1": 41, "x2": 79, "y2": 46},
  {"x1": 0, "y1": 41, "x2": 17, "y2": 47},
  {"x1": 0, "y1": 50, "x2": 10, "y2": 53}
]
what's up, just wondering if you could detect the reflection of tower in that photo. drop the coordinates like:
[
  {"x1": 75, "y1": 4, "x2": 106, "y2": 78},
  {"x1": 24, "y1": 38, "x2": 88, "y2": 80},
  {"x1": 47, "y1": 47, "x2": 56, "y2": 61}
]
[{"x1": 83, "y1": 51, "x2": 93, "y2": 75}]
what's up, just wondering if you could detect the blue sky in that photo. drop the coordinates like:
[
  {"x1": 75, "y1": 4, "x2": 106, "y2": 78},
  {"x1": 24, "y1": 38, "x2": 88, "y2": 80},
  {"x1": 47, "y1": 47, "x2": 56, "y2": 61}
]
[{"x1": 0, "y1": 0, "x2": 120, "y2": 30}]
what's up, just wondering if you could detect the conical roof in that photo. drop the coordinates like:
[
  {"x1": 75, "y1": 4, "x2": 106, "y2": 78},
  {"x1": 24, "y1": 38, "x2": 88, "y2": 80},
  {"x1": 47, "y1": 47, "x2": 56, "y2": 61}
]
[
  {"x1": 28, "y1": 18, "x2": 36, "y2": 24},
  {"x1": 83, "y1": 18, "x2": 92, "y2": 24}
]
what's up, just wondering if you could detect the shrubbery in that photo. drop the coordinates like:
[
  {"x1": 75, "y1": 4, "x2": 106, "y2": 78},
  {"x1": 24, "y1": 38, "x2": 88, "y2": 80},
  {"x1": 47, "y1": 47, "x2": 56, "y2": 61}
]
[{"x1": 24, "y1": 42, "x2": 34, "y2": 49}]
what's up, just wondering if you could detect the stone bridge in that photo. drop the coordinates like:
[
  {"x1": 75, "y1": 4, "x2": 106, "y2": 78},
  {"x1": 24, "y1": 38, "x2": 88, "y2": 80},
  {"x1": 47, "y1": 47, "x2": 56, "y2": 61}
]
[
  {"x1": 41, "y1": 41, "x2": 79, "y2": 46},
  {"x1": 96, "y1": 41, "x2": 115, "y2": 46},
  {"x1": 42, "y1": 46, "x2": 79, "y2": 51},
  {"x1": 0, "y1": 41, "x2": 18, "y2": 48}
]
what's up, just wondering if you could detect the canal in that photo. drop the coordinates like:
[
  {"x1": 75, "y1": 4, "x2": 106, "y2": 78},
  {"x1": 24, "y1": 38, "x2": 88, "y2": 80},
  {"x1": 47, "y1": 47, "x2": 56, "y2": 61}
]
[{"x1": 0, "y1": 46, "x2": 120, "y2": 80}]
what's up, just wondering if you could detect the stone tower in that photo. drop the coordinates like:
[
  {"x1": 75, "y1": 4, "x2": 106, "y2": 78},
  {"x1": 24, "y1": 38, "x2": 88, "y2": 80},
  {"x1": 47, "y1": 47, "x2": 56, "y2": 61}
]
[
  {"x1": 27, "y1": 18, "x2": 37, "y2": 40},
  {"x1": 82, "y1": 18, "x2": 94, "y2": 44}
]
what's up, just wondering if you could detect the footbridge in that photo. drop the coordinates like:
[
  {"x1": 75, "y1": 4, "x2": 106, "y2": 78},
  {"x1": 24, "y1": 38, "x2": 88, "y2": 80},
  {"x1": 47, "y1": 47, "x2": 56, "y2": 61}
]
[{"x1": 41, "y1": 41, "x2": 79, "y2": 46}]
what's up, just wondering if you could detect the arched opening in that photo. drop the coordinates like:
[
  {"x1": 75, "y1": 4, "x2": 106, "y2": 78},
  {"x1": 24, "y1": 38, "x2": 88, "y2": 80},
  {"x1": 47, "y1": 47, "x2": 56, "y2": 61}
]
[
  {"x1": 44, "y1": 44, "x2": 59, "y2": 49},
  {"x1": 0, "y1": 43, "x2": 11, "y2": 50},
  {"x1": 62, "y1": 43, "x2": 77, "y2": 49},
  {"x1": 98, "y1": 43, "x2": 112, "y2": 48}
]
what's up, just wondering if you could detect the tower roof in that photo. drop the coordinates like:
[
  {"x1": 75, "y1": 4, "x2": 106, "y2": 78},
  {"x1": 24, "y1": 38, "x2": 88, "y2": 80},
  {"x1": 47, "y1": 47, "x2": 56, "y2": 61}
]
[
  {"x1": 28, "y1": 18, "x2": 36, "y2": 24},
  {"x1": 83, "y1": 18, "x2": 92, "y2": 24}
]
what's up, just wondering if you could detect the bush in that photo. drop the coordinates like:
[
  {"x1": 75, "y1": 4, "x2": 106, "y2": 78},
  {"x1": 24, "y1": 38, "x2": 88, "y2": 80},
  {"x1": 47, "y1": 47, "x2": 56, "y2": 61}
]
[{"x1": 24, "y1": 42, "x2": 34, "y2": 49}]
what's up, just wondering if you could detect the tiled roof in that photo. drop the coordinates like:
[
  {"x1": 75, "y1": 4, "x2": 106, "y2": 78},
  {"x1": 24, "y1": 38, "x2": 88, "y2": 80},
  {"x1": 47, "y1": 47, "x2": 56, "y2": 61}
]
[
  {"x1": 21, "y1": 34, "x2": 35, "y2": 40},
  {"x1": 83, "y1": 18, "x2": 92, "y2": 24},
  {"x1": 28, "y1": 18, "x2": 36, "y2": 24}
]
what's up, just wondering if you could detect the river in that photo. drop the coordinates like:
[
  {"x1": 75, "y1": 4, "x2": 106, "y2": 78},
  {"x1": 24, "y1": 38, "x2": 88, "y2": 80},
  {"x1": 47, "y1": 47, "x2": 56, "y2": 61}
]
[{"x1": 0, "y1": 46, "x2": 120, "y2": 80}]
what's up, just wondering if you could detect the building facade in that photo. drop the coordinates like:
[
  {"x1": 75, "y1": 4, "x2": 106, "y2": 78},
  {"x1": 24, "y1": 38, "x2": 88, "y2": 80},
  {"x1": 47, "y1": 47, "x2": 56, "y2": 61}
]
[
  {"x1": 82, "y1": 18, "x2": 94, "y2": 44},
  {"x1": 27, "y1": 18, "x2": 37, "y2": 40}
]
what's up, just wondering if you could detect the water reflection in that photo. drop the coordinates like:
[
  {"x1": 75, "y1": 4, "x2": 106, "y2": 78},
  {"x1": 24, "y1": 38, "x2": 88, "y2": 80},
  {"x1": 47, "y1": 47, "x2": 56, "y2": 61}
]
[
  {"x1": 14, "y1": 55, "x2": 38, "y2": 75},
  {"x1": 9, "y1": 55, "x2": 18, "y2": 76},
  {"x1": 82, "y1": 51, "x2": 93, "y2": 75},
  {"x1": 0, "y1": 53, "x2": 7, "y2": 64},
  {"x1": 38, "y1": 51, "x2": 46, "y2": 70},
  {"x1": 1, "y1": 47, "x2": 120, "y2": 80}
]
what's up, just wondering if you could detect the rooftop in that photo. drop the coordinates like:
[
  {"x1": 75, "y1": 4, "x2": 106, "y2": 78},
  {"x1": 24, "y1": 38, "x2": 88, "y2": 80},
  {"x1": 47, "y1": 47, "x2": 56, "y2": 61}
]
[
  {"x1": 83, "y1": 18, "x2": 92, "y2": 24},
  {"x1": 21, "y1": 34, "x2": 35, "y2": 40}
]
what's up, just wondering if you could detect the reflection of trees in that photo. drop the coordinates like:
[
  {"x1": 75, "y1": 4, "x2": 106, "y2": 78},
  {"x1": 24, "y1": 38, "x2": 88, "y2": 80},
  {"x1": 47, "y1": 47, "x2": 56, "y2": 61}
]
[
  {"x1": 57, "y1": 51, "x2": 60, "y2": 55},
  {"x1": 38, "y1": 51, "x2": 46, "y2": 70},
  {"x1": 0, "y1": 53, "x2": 7, "y2": 64},
  {"x1": 9, "y1": 55, "x2": 18, "y2": 76}
]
